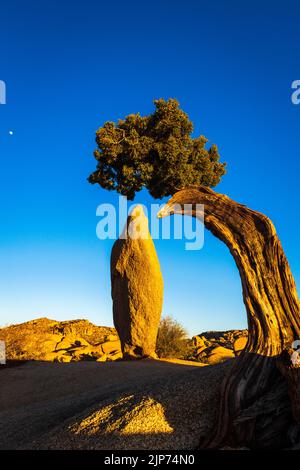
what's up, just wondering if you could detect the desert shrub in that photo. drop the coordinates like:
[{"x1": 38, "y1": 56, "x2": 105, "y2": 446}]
[{"x1": 156, "y1": 316, "x2": 192, "y2": 359}]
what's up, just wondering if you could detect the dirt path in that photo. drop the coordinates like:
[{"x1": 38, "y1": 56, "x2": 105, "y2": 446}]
[{"x1": 0, "y1": 359, "x2": 204, "y2": 449}]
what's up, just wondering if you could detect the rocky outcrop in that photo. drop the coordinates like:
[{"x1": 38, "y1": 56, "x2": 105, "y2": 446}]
[
  {"x1": 192, "y1": 330, "x2": 248, "y2": 364},
  {"x1": 0, "y1": 318, "x2": 121, "y2": 362},
  {"x1": 158, "y1": 186, "x2": 300, "y2": 449},
  {"x1": 202, "y1": 346, "x2": 235, "y2": 365},
  {"x1": 111, "y1": 205, "x2": 163, "y2": 359}
]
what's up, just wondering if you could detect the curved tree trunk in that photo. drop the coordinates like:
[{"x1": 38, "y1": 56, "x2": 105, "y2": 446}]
[{"x1": 158, "y1": 186, "x2": 300, "y2": 449}]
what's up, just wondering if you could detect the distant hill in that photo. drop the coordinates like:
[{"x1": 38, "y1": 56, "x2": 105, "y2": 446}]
[{"x1": 0, "y1": 318, "x2": 121, "y2": 362}]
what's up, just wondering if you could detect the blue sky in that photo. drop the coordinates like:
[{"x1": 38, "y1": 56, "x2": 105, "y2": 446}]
[{"x1": 0, "y1": 0, "x2": 299, "y2": 335}]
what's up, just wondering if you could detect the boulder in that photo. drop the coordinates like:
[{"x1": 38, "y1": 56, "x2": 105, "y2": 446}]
[
  {"x1": 111, "y1": 205, "x2": 164, "y2": 359},
  {"x1": 196, "y1": 345, "x2": 207, "y2": 355},
  {"x1": 96, "y1": 354, "x2": 107, "y2": 362},
  {"x1": 233, "y1": 336, "x2": 248, "y2": 355},
  {"x1": 101, "y1": 340, "x2": 121, "y2": 355},
  {"x1": 106, "y1": 334, "x2": 119, "y2": 342},
  {"x1": 55, "y1": 337, "x2": 89, "y2": 351},
  {"x1": 192, "y1": 335, "x2": 205, "y2": 348},
  {"x1": 107, "y1": 351, "x2": 123, "y2": 361},
  {"x1": 71, "y1": 344, "x2": 103, "y2": 361},
  {"x1": 206, "y1": 346, "x2": 235, "y2": 365},
  {"x1": 58, "y1": 354, "x2": 72, "y2": 363}
]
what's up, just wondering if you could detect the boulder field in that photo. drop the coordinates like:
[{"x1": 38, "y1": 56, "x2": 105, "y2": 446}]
[{"x1": 0, "y1": 317, "x2": 247, "y2": 365}]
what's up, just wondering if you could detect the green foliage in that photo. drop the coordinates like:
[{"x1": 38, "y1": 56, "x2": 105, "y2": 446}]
[
  {"x1": 156, "y1": 316, "x2": 192, "y2": 359},
  {"x1": 88, "y1": 98, "x2": 226, "y2": 199}
]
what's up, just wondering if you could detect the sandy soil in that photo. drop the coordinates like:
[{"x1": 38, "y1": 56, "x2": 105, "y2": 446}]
[{"x1": 0, "y1": 359, "x2": 231, "y2": 450}]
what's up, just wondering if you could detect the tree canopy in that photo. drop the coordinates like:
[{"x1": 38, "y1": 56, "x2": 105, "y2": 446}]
[{"x1": 88, "y1": 98, "x2": 226, "y2": 199}]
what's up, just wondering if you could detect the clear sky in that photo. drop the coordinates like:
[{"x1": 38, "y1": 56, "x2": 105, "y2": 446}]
[{"x1": 0, "y1": 0, "x2": 299, "y2": 335}]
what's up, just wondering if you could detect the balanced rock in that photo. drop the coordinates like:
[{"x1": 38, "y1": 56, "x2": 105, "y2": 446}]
[{"x1": 111, "y1": 205, "x2": 163, "y2": 359}]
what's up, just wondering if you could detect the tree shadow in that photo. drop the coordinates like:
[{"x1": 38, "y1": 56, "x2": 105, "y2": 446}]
[
  {"x1": 22, "y1": 360, "x2": 233, "y2": 450},
  {"x1": 3, "y1": 356, "x2": 295, "y2": 450}
]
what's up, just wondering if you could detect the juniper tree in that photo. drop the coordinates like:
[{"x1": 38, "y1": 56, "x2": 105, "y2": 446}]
[{"x1": 88, "y1": 98, "x2": 226, "y2": 199}]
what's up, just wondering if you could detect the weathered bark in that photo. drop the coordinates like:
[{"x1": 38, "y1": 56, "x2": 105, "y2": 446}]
[{"x1": 158, "y1": 186, "x2": 300, "y2": 448}]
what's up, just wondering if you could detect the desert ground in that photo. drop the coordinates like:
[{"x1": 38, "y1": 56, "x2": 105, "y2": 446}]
[{"x1": 0, "y1": 359, "x2": 230, "y2": 450}]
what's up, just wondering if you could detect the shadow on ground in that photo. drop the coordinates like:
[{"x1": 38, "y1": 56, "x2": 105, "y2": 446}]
[{"x1": 0, "y1": 358, "x2": 233, "y2": 450}]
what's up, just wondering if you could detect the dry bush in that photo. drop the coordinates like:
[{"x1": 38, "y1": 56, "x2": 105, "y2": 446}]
[{"x1": 156, "y1": 316, "x2": 193, "y2": 359}]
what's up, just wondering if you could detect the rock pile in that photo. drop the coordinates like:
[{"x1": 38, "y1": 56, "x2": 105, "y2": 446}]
[
  {"x1": 191, "y1": 329, "x2": 248, "y2": 365},
  {"x1": 0, "y1": 318, "x2": 122, "y2": 362}
]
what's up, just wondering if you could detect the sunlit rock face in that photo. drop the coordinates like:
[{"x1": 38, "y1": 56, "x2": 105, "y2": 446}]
[
  {"x1": 0, "y1": 318, "x2": 121, "y2": 362},
  {"x1": 111, "y1": 205, "x2": 164, "y2": 359},
  {"x1": 192, "y1": 330, "x2": 248, "y2": 364}
]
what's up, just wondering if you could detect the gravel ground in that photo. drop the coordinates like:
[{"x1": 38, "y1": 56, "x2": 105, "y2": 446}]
[{"x1": 0, "y1": 359, "x2": 232, "y2": 450}]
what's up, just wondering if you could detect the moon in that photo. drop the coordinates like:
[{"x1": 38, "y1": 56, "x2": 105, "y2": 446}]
[{"x1": 9, "y1": 131, "x2": 13, "y2": 135}]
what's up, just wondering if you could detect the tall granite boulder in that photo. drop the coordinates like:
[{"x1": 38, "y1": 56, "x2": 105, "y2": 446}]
[{"x1": 111, "y1": 205, "x2": 163, "y2": 359}]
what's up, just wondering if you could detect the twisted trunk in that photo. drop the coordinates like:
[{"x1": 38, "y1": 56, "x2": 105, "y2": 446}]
[{"x1": 159, "y1": 186, "x2": 300, "y2": 448}]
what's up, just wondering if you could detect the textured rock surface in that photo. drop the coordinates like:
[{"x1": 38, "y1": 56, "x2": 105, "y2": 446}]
[
  {"x1": 0, "y1": 318, "x2": 121, "y2": 362},
  {"x1": 233, "y1": 336, "x2": 248, "y2": 355},
  {"x1": 192, "y1": 329, "x2": 248, "y2": 363},
  {"x1": 111, "y1": 205, "x2": 163, "y2": 359},
  {"x1": 197, "y1": 345, "x2": 235, "y2": 365},
  {"x1": 159, "y1": 186, "x2": 300, "y2": 449}
]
